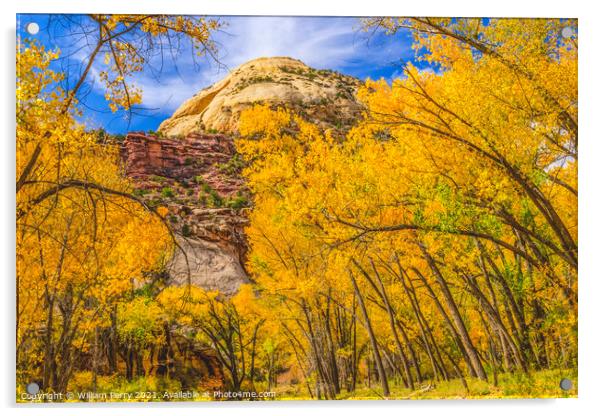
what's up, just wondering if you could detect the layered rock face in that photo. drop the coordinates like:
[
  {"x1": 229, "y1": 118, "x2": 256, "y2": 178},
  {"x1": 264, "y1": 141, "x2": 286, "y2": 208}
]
[
  {"x1": 121, "y1": 132, "x2": 250, "y2": 295},
  {"x1": 158, "y1": 56, "x2": 363, "y2": 136},
  {"x1": 123, "y1": 132, "x2": 245, "y2": 196}
]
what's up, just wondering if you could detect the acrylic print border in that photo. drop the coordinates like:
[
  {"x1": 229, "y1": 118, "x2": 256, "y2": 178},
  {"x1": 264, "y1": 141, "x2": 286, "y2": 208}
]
[{"x1": 12, "y1": 8, "x2": 577, "y2": 402}]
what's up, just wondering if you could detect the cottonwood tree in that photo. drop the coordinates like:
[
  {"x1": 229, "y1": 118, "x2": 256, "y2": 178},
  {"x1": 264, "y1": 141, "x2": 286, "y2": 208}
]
[{"x1": 16, "y1": 14, "x2": 222, "y2": 393}]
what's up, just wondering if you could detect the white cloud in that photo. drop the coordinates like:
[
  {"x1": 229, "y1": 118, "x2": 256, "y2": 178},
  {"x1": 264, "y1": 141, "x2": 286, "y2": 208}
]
[
  {"x1": 132, "y1": 71, "x2": 214, "y2": 113},
  {"x1": 215, "y1": 17, "x2": 359, "y2": 69},
  {"x1": 212, "y1": 16, "x2": 411, "y2": 72}
]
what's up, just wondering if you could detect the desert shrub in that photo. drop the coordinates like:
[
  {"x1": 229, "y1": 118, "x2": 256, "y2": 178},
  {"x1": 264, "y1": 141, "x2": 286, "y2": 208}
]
[
  {"x1": 218, "y1": 153, "x2": 245, "y2": 175},
  {"x1": 161, "y1": 187, "x2": 175, "y2": 198},
  {"x1": 133, "y1": 188, "x2": 150, "y2": 197},
  {"x1": 226, "y1": 195, "x2": 248, "y2": 210},
  {"x1": 150, "y1": 175, "x2": 166, "y2": 182},
  {"x1": 206, "y1": 190, "x2": 223, "y2": 208}
]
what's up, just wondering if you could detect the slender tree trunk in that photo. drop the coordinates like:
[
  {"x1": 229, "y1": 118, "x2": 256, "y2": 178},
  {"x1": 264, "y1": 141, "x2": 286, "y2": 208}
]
[
  {"x1": 397, "y1": 322, "x2": 423, "y2": 383},
  {"x1": 397, "y1": 266, "x2": 440, "y2": 381},
  {"x1": 351, "y1": 296, "x2": 358, "y2": 392},
  {"x1": 322, "y1": 294, "x2": 341, "y2": 394},
  {"x1": 482, "y1": 246, "x2": 537, "y2": 364},
  {"x1": 419, "y1": 243, "x2": 488, "y2": 381},
  {"x1": 461, "y1": 270, "x2": 529, "y2": 372},
  {"x1": 409, "y1": 265, "x2": 477, "y2": 378},
  {"x1": 355, "y1": 258, "x2": 414, "y2": 389},
  {"x1": 348, "y1": 270, "x2": 390, "y2": 397},
  {"x1": 302, "y1": 302, "x2": 336, "y2": 399}
]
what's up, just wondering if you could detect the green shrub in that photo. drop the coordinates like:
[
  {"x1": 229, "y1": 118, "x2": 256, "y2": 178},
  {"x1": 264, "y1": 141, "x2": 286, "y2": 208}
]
[
  {"x1": 218, "y1": 153, "x2": 245, "y2": 175},
  {"x1": 161, "y1": 187, "x2": 175, "y2": 198},
  {"x1": 226, "y1": 195, "x2": 248, "y2": 210},
  {"x1": 133, "y1": 188, "x2": 150, "y2": 197},
  {"x1": 201, "y1": 183, "x2": 212, "y2": 193},
  {"x1": 147, "y1": 129, "x2": 164, "y2": 138},
  {"x1": 146, "y1": 198, "x2": 160, "y2": 208},
  {"x1": 206, "y1": 190, "x2": 223, "y2": 208},
  {"x1": 150, "y1": 175, "x2": 166, "y2": 182}
]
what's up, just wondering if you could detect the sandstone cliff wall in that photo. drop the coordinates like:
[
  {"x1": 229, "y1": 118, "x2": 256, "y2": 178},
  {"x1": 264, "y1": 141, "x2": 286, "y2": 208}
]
[{"x1": 121, "y1": 132, "x2": 250, "y2": 295}]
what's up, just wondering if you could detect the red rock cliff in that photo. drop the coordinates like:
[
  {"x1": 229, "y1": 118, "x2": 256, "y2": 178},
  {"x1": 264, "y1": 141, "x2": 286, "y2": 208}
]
[{"x1": 121, "y1": 132, "x2": 250, "y2": 295}]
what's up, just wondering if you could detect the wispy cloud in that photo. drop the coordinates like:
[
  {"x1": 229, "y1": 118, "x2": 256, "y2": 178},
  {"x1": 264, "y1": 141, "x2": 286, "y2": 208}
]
[
  {"x1": 132, "y1": 70, "x2": 215, "y2": 113},
  {"x1": 210, "y1": 16, "x2": 414, "y2": 78},
  {"x1": 214, "y1": 17, "x2": 361, "y2": 70}
]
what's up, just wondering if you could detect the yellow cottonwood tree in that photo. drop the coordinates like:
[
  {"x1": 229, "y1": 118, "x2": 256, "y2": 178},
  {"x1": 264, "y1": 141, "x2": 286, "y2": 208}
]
[
  {"x1": 16, "y1": 41, "x2": 173, "y2": 393},
  {"x1": 16, "y1": 14, "x2": 222, "y2": 395}
]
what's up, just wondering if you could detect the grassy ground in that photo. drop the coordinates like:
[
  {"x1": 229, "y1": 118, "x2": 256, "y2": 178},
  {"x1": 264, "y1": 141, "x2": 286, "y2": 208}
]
[
  {"x1": 275, "y1": 369, "x2": 578, "y2": 400},
  {"x1": 18, "y1": 368, "x2": 577, "y2": 402}
]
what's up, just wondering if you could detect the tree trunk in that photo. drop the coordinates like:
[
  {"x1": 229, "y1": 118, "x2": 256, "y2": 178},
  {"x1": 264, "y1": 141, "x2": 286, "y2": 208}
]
[
  {"x1": 419, "y1": 243, "x2": 488, "y2": 381},
  {"x1": 348, "y1": 270, "x2": 390, "y2": 397}
]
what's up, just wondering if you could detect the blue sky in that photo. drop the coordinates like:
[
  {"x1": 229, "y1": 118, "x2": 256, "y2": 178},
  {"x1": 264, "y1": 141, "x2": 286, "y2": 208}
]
[{"x1": 17, "y1": 15, "x2": 426, "y2": 134}]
